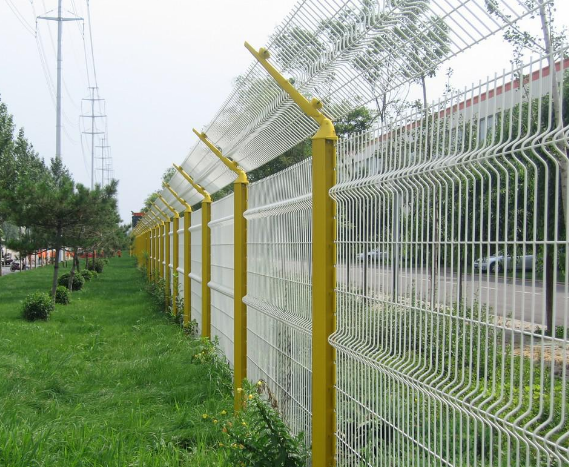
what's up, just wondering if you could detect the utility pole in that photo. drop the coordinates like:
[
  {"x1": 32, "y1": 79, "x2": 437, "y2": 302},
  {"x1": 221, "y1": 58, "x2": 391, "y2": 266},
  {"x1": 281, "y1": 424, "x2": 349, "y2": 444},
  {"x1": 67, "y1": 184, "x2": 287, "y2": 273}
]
[
  {"x1": 81, "y1": 87, "x2": 106, "y2": 188},
  {"x1": 95, "y1": 136, "x2": 111, "y2": 186},
  {"x1": 38, "y1": 0, "x2": 83, "y2": 160}
]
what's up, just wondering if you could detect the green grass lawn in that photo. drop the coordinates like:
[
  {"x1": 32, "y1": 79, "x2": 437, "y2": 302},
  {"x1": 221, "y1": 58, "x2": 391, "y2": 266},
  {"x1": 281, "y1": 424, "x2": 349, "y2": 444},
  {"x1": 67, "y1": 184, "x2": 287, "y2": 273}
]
[{"x1": 0, "y1": 257, "x2": 232, "y2": 466}]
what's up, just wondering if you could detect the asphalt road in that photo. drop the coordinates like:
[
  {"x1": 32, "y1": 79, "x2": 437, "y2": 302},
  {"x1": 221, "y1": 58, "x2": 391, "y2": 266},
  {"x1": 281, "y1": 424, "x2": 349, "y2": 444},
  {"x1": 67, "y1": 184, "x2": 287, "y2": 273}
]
[{"x1": 336, "y1": 262, "x2": 568, "y2": 328}]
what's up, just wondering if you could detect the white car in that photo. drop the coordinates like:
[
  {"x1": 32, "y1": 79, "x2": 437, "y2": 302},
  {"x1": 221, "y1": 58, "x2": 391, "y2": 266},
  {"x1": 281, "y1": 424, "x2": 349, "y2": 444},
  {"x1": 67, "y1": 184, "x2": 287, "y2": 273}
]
[
  {"x1": 473, "y1": 254, "x2": 534, "y2": 273},
  {"x1": 357, "y1": 249, "x2": 389, "y2": 263}
]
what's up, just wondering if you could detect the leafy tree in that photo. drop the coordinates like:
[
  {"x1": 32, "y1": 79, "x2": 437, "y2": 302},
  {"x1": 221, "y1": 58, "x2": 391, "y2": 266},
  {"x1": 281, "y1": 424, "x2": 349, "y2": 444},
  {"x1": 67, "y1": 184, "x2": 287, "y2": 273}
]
[
  {"x1": 7, "y1": 157, "x2": 79, "y2": 297},
  {"x1": 486, "y1": 0, "x2": 568, "y2": 334},
  {"x1": 0, "y1": 99, "x2": 15, "y2": 276},
  {"x1": 63, "y1": 180, "x2": 122, "y2": 289}
]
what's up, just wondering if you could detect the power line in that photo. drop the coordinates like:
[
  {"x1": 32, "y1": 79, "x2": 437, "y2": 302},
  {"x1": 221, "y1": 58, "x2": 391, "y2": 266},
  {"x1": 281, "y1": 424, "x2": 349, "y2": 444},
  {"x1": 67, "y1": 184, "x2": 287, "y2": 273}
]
[
  {"x1": 85, "y1": 0, "x2": 98, "y2": 88},
  {"x1": 4, "y1": 0, "x2": 35, "y2": 35},
  {"x1": 81, "y1": 87, "x2": 106, "y2": 188},
  {"x1": 38, "y1": 0, "x2": 83, "y2": 160}
]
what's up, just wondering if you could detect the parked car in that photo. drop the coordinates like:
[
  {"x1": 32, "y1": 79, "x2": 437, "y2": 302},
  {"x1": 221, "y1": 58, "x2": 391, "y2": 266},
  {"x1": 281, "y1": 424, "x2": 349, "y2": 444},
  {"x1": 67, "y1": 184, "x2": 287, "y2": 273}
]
[
  {"x1": 473, "y1": 253, "x2": 534, "y2": 273},
  {"x1": 10, "y1": 261, "x2": 26, "y2": 271},
  {"x1": 357, "y1": 248, "x2": 389, "y2": 263},
  {"x1": 1, "y1": 253, "x2": 13, "y2": 266}
]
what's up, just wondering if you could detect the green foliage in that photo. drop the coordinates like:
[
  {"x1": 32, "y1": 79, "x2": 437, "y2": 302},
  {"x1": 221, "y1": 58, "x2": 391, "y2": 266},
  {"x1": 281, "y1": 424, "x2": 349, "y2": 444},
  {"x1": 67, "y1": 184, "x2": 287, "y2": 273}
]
[
  {"x1": 190, "y1": 337, "x2": 233, "y2": 394},
  {"x1": 87, "y1": 259, "x2": 105, "y2": 274},
  {"x1": 54, "y1": 286, "x2": 70, "y2": 305},
  {"x1": 220, "y1": 382, "x2": 308, "y2": 467},
  {"x1": 334, "y1": 106, "x2": 376, "y2": 138},
  {"x1": 485, "y1": 0, "x2": 567, "y2": 69},
  {"x1": 80, "y1": 269, "x2": 94, "y2": 281},
  {"x1": 145, "y1": 277, "x2": 167, "y2": 310},
  {"x1": 0, "y1": 257, "x2": 233, "y2": 466},
  {"x1": 58, "y1": 272, "x2": 85, "y2": 291},
  {"x1": 21, "y1": 291, "x2": 54, "y2": 321}
]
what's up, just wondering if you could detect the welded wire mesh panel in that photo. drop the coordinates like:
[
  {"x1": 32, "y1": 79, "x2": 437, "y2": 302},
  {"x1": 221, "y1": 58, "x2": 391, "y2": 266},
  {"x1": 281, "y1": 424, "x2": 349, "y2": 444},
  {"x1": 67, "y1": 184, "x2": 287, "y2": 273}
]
[
  {"x1": 190, "y1": 209, "x2": 203, "y2": 332},
  {"x1": 210, "y1": 194, "x2": 235, "y2": 366},
  {"x1": 177, "y1": 223, "x2": 185, "y2": 300},
  {"x1": 161, "y1": 226, "x2": 166, "y2": 280},
  {"x1": 168, "y1": 224, "x2": 173, "y2": 297},
  {"x1": 331, "y1": 53, "x2": 569, "y2": 466},
  {"x1": 149, "y1": 230, "x2": 154, "y2": 268},
  {"x1": 179, "y1": 0, "x2": 545, "y2": 196},
  {"x1": 245, "y1": 158, "x2": 313, "y2": 441}
]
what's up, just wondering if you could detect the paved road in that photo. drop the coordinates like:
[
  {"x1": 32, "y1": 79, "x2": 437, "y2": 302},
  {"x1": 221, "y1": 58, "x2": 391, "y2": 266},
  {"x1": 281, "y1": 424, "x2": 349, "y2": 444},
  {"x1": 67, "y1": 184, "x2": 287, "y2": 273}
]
[
  {"x1": 337, "y1": 262, "x2": 568, "y2": 328},
  {"x1": 1, "y1": 264, "x2": 42, "y2": 277}
]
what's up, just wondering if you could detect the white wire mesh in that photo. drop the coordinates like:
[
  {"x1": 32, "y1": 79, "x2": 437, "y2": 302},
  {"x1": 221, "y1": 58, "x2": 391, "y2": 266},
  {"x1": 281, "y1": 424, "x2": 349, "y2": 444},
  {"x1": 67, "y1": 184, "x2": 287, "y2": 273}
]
[
  {"x1": 330, "y1": 52, "x2": 569, "y2": 466},
  {"x1": 210, "y1": 194, "x2": 235, "y2": 366},
  {"x1": 177, "y1": 222, "x2": 185, "y2": 300},
  {"x1": 168, "y1": 222, "x2": 173, "y2": 297},
  {"x1": 174, "y1": 0, "x2": 544, "y2": 198},
  {"x1": 161, "y1": 224, "x2": 166, "y2": 280},
  {"x1": 244, "y1": 158, "x2": 313, "y2": 441},
  {"x1": 190, "y1": 209, "x2": 203, "y2": 332}
]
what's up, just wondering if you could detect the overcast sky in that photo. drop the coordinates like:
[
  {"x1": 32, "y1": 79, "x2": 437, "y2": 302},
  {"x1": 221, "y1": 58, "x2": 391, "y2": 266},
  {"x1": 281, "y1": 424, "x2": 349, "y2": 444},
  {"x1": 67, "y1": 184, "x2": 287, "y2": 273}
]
[{"x1": 0, "y1": 0, "x2": 568, "y2": 224}]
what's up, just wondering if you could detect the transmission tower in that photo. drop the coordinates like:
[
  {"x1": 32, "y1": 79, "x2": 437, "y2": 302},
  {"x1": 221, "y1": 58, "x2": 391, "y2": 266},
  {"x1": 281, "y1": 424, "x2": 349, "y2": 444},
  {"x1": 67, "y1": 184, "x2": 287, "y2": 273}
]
[
  {"x1": 38, "y1": 0, "x2": 83, "y2": 161},
  {"x1": 95, "y1": 135, "x2": 112, "y2": 186},
  {"x1": 81, "y1": 87, "x2": 106, "y2": 188}
]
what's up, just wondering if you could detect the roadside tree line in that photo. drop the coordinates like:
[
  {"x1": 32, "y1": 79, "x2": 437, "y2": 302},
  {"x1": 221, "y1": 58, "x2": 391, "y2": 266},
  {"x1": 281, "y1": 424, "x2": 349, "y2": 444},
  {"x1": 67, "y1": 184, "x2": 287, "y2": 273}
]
[{"x1": 0, "y1": 97, "x2": 128, "y2": 299}]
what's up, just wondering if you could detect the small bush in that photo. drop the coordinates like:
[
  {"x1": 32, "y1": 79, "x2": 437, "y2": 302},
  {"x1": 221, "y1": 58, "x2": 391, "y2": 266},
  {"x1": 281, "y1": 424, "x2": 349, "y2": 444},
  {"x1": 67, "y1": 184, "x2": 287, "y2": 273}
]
[
  {"x1": 219, "y1": 381, "x2": 308, "y2": 466},
  {"x1": 22, "y1": 292, "x2": 54, "y2": 321},
  {"x1": 87, "y1": 259, "x2": 105, "y2": 273},
  {"x1": 55, "y1": 286, "x2": 70, "y2": 305},
  {"x1": 80, "y1": 269, "x2": 94, "y2": 281},
  {"x1": 58, "y1": 272, "x2": 85, "y2": 291}
]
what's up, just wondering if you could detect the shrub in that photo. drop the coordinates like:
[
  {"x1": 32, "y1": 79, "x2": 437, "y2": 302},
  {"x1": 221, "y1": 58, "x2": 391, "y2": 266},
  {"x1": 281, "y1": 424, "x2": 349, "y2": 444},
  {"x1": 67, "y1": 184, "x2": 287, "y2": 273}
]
[
  {"x1": 58, "y1": 272, "x2": 85, "y2": 291},
  {"x1": 220, "y1": 381, "x2": 308, "y2": 467},
  {"x1": 80, "y1": 269, "x2": 94, "y2": 281},
  {"x1": 55, "y1": 286, "x2": 70, "y2": 305},
  {"x1": 22, "y1": 292, "x2": 54, "y2": 321},
  {"x1": 87, "y1": 259, "x2": 105, "y2": 274}
]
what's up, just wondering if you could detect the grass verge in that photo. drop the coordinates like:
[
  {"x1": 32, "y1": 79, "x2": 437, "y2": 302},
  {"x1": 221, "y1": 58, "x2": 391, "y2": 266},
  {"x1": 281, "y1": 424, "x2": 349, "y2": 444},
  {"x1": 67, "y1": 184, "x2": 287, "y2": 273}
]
[{"x1": 0, "y1": 256, "x2": 232, "y2": 466}]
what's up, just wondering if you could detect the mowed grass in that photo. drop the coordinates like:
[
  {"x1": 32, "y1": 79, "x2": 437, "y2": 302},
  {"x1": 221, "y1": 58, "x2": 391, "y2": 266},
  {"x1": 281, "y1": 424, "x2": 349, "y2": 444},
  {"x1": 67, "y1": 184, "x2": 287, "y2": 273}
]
[{"x1": 0, "y1": 257, "x2": 231, "y2": 466}]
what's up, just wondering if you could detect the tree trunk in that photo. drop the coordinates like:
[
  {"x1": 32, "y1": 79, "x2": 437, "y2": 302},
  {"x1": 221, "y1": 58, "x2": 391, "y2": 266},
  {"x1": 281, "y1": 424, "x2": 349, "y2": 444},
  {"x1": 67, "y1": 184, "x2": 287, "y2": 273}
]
[
  {"x1": 422, "y1": 73, "x2": 439, "y2": 306},
  {"x1": 51, "y1": 226, "x2": 63, "y2": 299},
  {"x1": 538, "y1": 0, "x2": 566, "y2": 335},
  {"x1": 68, "y1": 247, "x2": 78, "y2": 291}
]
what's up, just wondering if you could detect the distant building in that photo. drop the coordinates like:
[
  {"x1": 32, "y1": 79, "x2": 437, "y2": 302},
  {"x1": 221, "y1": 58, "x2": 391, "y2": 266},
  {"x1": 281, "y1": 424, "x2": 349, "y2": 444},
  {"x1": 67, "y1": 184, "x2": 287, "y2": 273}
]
[
  {"x1": 131, "y1": 212, "x2": 144, "y2": 230},
  {"x1": 341, "y1": 57, "x2": 569, "y2": 176}
]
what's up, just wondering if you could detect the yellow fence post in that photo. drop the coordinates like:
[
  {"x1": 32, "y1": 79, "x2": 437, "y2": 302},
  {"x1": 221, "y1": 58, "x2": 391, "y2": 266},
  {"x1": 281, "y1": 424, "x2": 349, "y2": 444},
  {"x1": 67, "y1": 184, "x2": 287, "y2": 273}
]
[
  {"x1": 246, "y1": 42, "x2": 337, "y2": 467},
  {"x1": 153, "y1": 224, "x2": 158, "y2": 281},
  {"x1": 164, "y1": 183, "x2": 193, "y2": 327},
  {"x1": 152, "y1": 203, "x2": 169, "y2": 279},
  {"x1": 152, "y1": 204, "x2": 171, "y2": 312},
  {"x1": 164, "y1": 219, "x2": 171, "y2": 308},
  {"x1": 150, "y1": 221, "x2": 158, "y2": 279},
  {"x1": 159, "y1": 222, "x2": 164, "y2": 280},
  {"x1": 173, "y1": 164, "x2": 212, "y2": 339},
  {"x1": 158, "y1": 194, "x2": 180, "y2": 316},
  {"x1": 193, "y1": 129, "x2": 249, "y2": 412},
  {"x1": 146, "y1": 229, "x2": 151, "y2": 281}
]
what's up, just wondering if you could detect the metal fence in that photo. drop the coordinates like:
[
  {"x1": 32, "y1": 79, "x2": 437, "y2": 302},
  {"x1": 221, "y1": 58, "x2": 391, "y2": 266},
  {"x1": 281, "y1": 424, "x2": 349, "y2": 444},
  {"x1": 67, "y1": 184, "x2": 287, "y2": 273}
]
[
  {"x1": 331, "y1": 54, "x2": 569, "y2": 466},
  {"x1": 131, "y1": 0, "x2": 569, "y2": 465}
]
